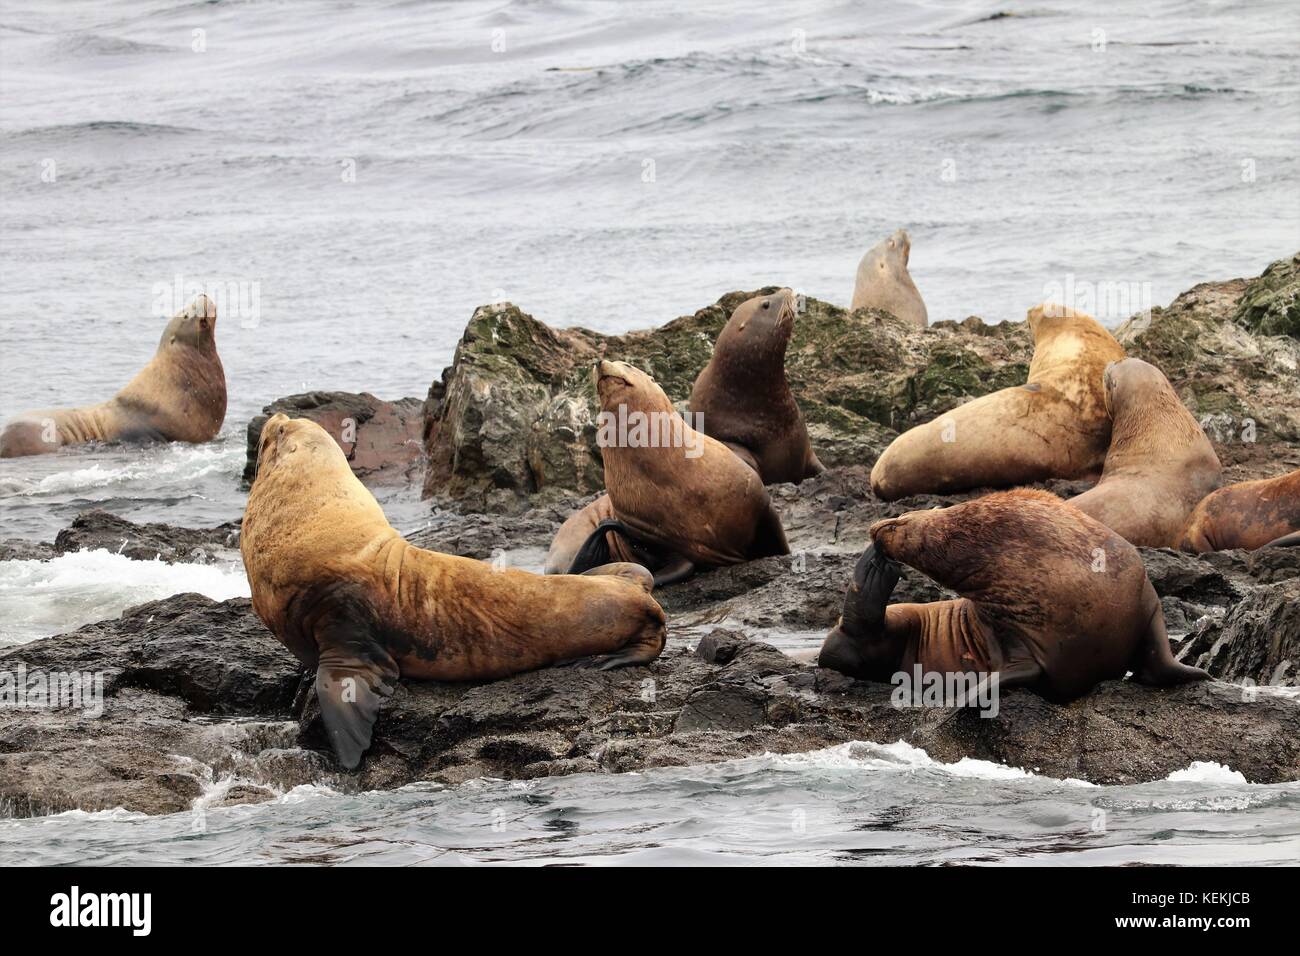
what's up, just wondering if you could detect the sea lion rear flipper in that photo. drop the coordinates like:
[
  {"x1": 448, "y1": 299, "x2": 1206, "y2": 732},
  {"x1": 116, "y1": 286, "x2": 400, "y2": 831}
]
[
  {"x1": 818, "y1": 544, "x2": 902, "y2": 676},
  {"x1": 1130, "y1": 582, "x2": 1210, "y2": 687},
  {"x1": 650, "y1": 554, "x2": 695, "y2": 587},
  {"x1": 313, "y1": 623, "x2": 399, "y2": 770},
  {"x1": 1262, "y1": 530, "x2": 1300, "y2": 548}
]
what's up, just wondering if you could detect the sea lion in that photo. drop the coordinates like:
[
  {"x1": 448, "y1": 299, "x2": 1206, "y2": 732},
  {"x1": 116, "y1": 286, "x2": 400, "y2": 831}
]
[
  {"x1": 1068, "y1": 358, "x2": 1221, "y2": 547},
  {"x1": 1177, "y1": 468, "x2": 1300, "y2": 551},
  {"x1": 0, "y1": 295, "x2": 226, "y2": 457},
  {"x1": 818, "y1": 489, "x2": 1208, "y2": 700},
  {"x1": 242, "y1": 414, "x2": 667, "y2": 769},
  {"x1": 552, "y1": 360, "x2": 789, "y2": 584},
  {"x1": 689, "y1": 288, "x2": 824, "y2": 484},
  {"x1": 851, "y1": 228, "x2": 927, "y2": 328},
  {"x1": 869, "y1": 303, "x2": 1125, "y2": 500}
]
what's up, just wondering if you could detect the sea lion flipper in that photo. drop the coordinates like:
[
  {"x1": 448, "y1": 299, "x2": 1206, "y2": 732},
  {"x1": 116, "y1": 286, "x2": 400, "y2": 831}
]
[
  {"x1": 650, "y1": 554, "x2": 695, "y2": 587},
  {"x1": 1130, "y1": 582, "x2": 1210, "y2": 687},
  {"x1": 1262, "y1": 530, "x2": 1300, "y2": 548},
  {"x1": 568, "y1": 518, "x2": 627, "y2": 574},
  {"x1": 313, "y1": 631, "x2": 399, "y2": 771},
  {"x1": 752, "y1": 502, "x2": 790, "y2": 559},
  {"x1": 840, "y1": 543, "x2": 901, "y2": 637}
]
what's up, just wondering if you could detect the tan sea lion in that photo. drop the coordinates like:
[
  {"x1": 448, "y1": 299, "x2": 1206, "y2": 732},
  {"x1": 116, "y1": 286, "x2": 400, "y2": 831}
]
[
  {"x1": 818, "y1": 489, "x2": 1209, "y2": 700},
  {"x1": 1069, "y1": 358, "x2": 1221, "y2": 547},
  {"x1": 689, "y1": 288, "x2": 824, "y2": 484},
  {"x1": 551, "y1": 360, "x2": 789, "y2": 584},
  {"x1": 1177, "y1": 468, "x2": 1300, "y2": 551},
  {"x1": 869, "y1": 303, "x2": 1125, "y2": 500},
  {"x1": 242, "y1": 414, "x2": 667, "y2": 769},
  {"x1": 851, "y1": 228, "x2": 927, "y2": 328},
  {"x1": 0, "y1": 295, "x2": 226, "y2": 457}
]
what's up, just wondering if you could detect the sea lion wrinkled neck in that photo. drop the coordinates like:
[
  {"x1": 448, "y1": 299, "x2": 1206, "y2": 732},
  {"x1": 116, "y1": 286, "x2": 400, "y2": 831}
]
[{"x1": 1105, "y1": 367, "x2": 1202, "y2": 465}]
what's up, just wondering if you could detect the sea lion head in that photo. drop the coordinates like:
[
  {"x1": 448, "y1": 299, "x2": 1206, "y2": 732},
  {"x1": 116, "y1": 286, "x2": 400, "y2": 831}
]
[
  {"x1": 594, "y1": 359, "x2": 672, "y2": 415},
  {"x1": 868, "y1": 489, "x2": 1090, "y2": 593},
  {"x1": 862, "y1": 229, "x2": 911, "y2": 276},
  {"x1": 254, "y1": 413, "x2": 343, "y2": 481},
  {"x1": 159, "y1": 294, "x2": 218, "y2": 352},
  {"x1": 714, "y1": 288, "x2": 798, "y2": 368},
  {"x1": 1026, "y1": 301, "x2": 1095, "y2": 343},
  {"x1": 1101, "y1": 357, "x2": 1166, "y2": 415}
]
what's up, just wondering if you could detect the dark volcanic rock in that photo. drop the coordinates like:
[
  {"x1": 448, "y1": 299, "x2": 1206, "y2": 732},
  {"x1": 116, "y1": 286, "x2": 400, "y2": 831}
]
[
  {"x1": 1178, "y1": 579, "x2": 1300, "y2": 686},
  {"x1": 244, "y1": 390, "x2": 424, "y2": 486},
  {"x1": 53, "y1": 510, "x2": 240, "y2": 562}
]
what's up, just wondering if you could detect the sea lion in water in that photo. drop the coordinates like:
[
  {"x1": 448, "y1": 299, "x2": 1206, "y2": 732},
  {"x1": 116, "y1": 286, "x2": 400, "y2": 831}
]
[
  {"x1": 851, "y1": 228, "x2": 927, "y2": 328},
  {"x1": 870, "y1": 303, "x2": 1125, "y2": 500},
  {"x1": 550, "y1": 360, "x2": 789, "y2": 584},
  {"x1": 689, "y1": 288, "x2": 824, "y2": 484},
  {"x1": 818, "y1": 489, "x2": 1208, "y2": 700},
  {"x1": 1068, "y1": 358, "x2": 1221, "y2": 547},
  {"x1": 1177, "y1": 468, "x2": 1300, "y2": 552},
  {"x1": 242, "y1": 414, "x2": 667, "y2": 769},
  {"x1": 0, "y1": 295, "x2": 226, "y2": 457}
]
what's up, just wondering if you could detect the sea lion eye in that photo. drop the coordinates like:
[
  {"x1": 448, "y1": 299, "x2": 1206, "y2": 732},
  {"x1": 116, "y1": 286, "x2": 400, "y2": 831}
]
[{"x1": 762, "y1": 301, "x2": 769, "y2": 310}]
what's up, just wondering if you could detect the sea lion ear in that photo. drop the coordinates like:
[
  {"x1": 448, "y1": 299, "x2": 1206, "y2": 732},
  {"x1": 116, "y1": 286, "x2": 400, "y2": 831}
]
[{"x1": 313, "y1": 628, "x2": 398, "y2": 770}]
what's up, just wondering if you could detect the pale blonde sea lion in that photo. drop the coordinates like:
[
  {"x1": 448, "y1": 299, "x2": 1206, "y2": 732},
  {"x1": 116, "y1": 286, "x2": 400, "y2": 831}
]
[
  {"x1": 0, "y1": 295, "x2": 226, "y2": 457},
  {"x1": 869, "y1": 303, "x2": 1125, "y2": 500},
  {"x1": 851, "y1": 228, "x2": 927, "y2": 328}
]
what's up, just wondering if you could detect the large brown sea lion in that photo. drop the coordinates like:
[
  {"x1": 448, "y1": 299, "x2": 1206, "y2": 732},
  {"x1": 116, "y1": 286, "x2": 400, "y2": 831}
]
[
  {"x1": 548, "y1": 360, "x2": 789, "y2": 584},
  {"x1": 818, "y1": 489, "x2": 1208, "y2": 700},
  {"x1": 1069, "y1": 358, "x2": 1221, "y2": 547},
  {"x1": 242, "y1": 414, "x2": 668, "y2": 769},
  {"x1": 851, "y1": 228, "x2": 927, "y2": 328},
  {"x1": 1177, "y1": 468, "x2": 1300, "y2": 551},
  {"x1": 0, "y1": 295, "x2": 226, "y2": 457},
  {"x1": 688, "y1": 288, "x2": 824, "y2": 484},
  {"x1": 869, "y1": 303, "x2": 1125, "y2": 501}
]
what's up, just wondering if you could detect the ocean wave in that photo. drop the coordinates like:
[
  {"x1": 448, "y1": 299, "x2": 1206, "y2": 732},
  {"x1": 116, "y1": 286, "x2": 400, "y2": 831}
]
[
  {"x1": 2, "y1": 121, "x2": 200, "y2": 144},
  {"x1": 1164, "y1": 761, "x2": 1249, "y2": 785},
  {"x1": 2, "y1": 440, "x2": 242, "y2": 499},
  {"x1": 762, "y1": 740, "x2": 1097, "y2": 785},
  {"x1": 0, "y1": 549, "x2": 249, "y2": 645}
]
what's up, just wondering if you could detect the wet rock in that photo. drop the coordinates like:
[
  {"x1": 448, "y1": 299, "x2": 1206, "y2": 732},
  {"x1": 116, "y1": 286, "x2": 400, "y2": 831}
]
[
  {"x1": 1234, "y1": 252, "x2": 1300, "y2": 339},
  {"x1": 53, "y1": 509, "x2": 241, "y2": 562},
  {"x1": 0, "y1": 539, "x2": 57, "y2": 562},
  {"x1": 1178, "y1": 579, "x2": 1300, "y2": 686},
  {"x1": 422, "y1": 292, "x2": 1031, "y2": 509},
  {"x1": 244, "y1": 391, "x2": 424, "y2": 486}
]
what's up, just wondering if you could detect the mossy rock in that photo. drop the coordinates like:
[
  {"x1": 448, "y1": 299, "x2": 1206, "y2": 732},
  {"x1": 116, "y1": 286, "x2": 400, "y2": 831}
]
[{"x1": 1234, "y1": 253, "x2": 1300, "y2": 339}]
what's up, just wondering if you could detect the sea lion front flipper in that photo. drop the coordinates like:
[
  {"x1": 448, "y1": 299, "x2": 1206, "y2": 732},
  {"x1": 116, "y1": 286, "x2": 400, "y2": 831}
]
[
  {"x1": 568, "y1": 518, "x2": 630, "y2": 573},
  {"x1": 650, "y1": 553, "x2": 695, "y2": 587},
  {"x1": 1130, "y1": 581, "x2": 1210, "y2": 687},
  {"x1": 313, "y1": 621, "x2": 399, "y2": 770},
  {"x1": 751, "y1": 502, "x2": 790, "y2": 559},
  {"x1": 1262, "y1": 530, "x2": 1300, "y2": 548}
]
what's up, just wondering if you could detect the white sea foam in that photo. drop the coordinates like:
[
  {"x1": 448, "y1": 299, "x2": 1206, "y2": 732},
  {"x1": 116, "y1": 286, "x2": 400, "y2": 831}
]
[
  {"x1": 763, "y1": 740, "x2": 1096, "y2": 785},
  {"x1": 7, "y1": 441, "x2": 242, "y2": 499},
  {"x1": 1164, "y1": 761, "x2": 1249, "y2": 785},
  {"x1": 0, "y1": 549, "x2": 249, "y2": 645}
]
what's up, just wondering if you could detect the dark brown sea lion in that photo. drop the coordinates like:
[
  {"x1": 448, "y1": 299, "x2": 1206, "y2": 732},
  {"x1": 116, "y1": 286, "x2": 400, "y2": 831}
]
[
  {"x1": 818, "y1": 489, "x2": 1208, "y2": 701},
  {"x1": 551, "y1": 360, "x2": 789, "y2": 584},
  {"x1": 0, "y1": 295, "x2": 226, "y2": 457},
  {"x1": 689, "y1": 288, "x2": 824, "y2": 484},
  {"x1": 1069, "y1": 358, "x2": 1222, "y2": 547},
  {"x1": 869, "y1": 303, "x2": 1125, "y2": 500},
  {"x1": 851, "y1": 228, "x2": 927, "y2": 328},
  {"x1": 242, "y1": 414, "x2": 667, "y2": 769},
  {"x1": 1177, "y1": 468, "x2": 1300, "y2": 551}
]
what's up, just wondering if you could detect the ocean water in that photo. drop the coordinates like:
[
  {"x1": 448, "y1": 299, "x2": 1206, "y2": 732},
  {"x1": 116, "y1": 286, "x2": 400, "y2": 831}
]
[{"x1": 1, "y1": 0, "x2": 1298, "y2": 864}]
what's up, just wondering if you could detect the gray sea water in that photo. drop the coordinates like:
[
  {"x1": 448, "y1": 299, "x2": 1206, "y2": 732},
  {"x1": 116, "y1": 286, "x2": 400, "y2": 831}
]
[{"x1": 1, "y1": 0, "x2": 1298, "y2": 864}]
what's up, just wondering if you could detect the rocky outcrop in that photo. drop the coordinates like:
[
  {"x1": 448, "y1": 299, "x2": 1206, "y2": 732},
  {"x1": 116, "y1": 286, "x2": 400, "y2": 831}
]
[
  {"x1": 421, "y1": 294, "x2": 1032, "y2": 509},
  {"x1": 1234, "y1": 252, "x2": 1300, "y2": 339},
  {"x1": 1179, "y1": 578, "x2": 1300, "y2": 687},
  {"x1": 53, "y1": 509, "x2": 240, "y2": 562},
  {"x1": 3, "y1": 518, "x2": 1298, "y2": 816},
  {"x1": 243, "y1": 391, "x2": 424, "y2": 486},
  {"x1": 421, "y1": 255, "x2": 1300, "y2": 508}
]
